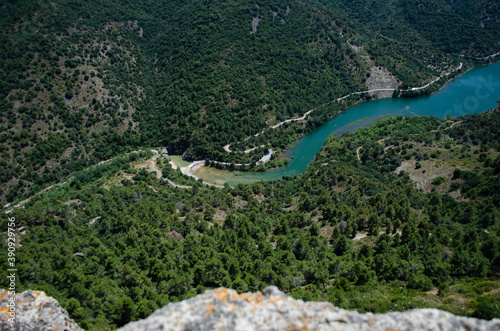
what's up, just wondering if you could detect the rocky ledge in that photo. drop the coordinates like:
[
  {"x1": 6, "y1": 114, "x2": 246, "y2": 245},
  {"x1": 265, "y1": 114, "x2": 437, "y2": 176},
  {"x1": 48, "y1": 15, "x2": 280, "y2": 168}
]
[
  {"x1": 0, "y1": 289, "x2": 82, "y2": 331},
  {"x1": 2, "y1": 287, "x2": 499, "y2": 331},
  {"x1": 119, "y1": 286, "x2": 500, "y2": 331}
]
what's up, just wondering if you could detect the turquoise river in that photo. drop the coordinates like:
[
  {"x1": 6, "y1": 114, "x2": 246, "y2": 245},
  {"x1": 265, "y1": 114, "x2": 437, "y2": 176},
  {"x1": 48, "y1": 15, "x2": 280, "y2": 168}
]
[{"x1": 194, "y1": 62, "x2": 500, "y2": 186}]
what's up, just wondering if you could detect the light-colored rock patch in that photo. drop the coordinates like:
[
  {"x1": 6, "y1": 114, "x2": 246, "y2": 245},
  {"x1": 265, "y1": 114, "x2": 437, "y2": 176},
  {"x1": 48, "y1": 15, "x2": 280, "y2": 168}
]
[
  {"x1": 251, "y1": 16, "x2": 261, "y2": 34},
  {"x1": 119, "y1": 286, "x2": 500, "y2": 331},
  {"x1": 0, "y1": 289, "x2": 83, "y2": 331},
  {"x1": 366, "y1": 66, "x2": 399, "y2": 99}
]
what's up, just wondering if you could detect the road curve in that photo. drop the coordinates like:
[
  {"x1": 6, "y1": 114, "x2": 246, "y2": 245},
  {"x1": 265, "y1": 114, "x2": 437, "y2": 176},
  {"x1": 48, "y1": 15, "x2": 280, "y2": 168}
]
[
  {"x1": 149, "y1": 151, "x2": 194, "y2": 189},
  {"x1": 181, "y1": 161, "x2": 225, "y2": 188}
]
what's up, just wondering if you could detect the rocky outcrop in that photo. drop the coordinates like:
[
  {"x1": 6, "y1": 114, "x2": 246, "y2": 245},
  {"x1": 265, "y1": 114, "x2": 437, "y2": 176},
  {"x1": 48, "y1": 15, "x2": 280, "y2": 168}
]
[
  {"x1": 0, "y1": 289, "x2": 82, "y2": 331},
  {"x1": 3, "y1": 287, "x2": 499, "y2": 331},
  {"x1": 120, "y1": 286, "x2": 500, "y2": 331},
  {"x1": 366, "y1": 66, "x2": 399, "y2": 99},
  {"x1": 165, "y1": 230, "x2": 184, "y2": 242}
]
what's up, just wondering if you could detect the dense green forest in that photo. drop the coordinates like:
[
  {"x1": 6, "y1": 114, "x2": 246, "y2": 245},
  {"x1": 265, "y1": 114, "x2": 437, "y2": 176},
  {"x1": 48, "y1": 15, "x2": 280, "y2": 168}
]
[
  {"x1": 1, "y1": 0, "x2": 499, "y2": 204},
  {"x1": 1, "y1": 107, "x2": 499, "y2": 329},
  {"x1": 1, "y1": 1, "x2": 499, "y2": 328}
]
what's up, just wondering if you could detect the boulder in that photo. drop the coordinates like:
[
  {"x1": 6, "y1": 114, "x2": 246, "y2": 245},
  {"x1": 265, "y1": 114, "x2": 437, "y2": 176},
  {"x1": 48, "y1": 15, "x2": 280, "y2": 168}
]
[
  {"x1": 119, "y1": 286, "x2": 500, "y2": 331},
  {"x1": 0, "y1": 289, "x2": 82, "y2": 331}
]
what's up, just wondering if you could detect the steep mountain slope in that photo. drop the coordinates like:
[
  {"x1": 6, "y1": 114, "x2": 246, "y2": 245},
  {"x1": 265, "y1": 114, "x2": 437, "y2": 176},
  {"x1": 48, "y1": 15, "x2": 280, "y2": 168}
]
[
  {"x1": 326, "y1": 0, "x2": 500, "y2": 55},
  {"x1": 0, "y1": 0, "x2": 498, "y2": 205},
  {"x1": 0, "y1": 0, "x2": 151, "y2": 203}
]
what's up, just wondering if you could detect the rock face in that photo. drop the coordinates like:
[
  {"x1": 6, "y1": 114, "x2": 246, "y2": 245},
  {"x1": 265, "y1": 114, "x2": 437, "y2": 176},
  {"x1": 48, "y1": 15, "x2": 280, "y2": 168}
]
[
  {"x1": 2, "y1": 287, "x2": 499, "y2": 331},
  {"x1": 0, "y1": 289, "x2": 82, "y2": 331},
  {"x1": 366, "y1": 66, "x2": 399, "y2": 99},
  {"x1": 119, "y1": 286, "x2": 500, "y2": 331}
]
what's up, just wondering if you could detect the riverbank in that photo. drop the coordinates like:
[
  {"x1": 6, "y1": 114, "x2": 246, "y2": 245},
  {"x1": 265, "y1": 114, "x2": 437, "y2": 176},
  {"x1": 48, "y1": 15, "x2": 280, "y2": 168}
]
[
  {"x1": 185, "y1": 61, "x2": 500, "y2": 187},
  {"x1": 221, "y1": 61, "x2": 468, "y2": 172},
  {"x1": 224, "y1": 62, "x2": 465, "y2": 156}
]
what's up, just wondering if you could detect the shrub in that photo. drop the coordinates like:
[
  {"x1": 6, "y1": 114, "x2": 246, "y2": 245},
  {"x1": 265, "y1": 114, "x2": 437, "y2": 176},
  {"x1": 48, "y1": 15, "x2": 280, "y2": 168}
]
[{"x1": 432, "y1": 176, "x2": 446, "y2": 185}]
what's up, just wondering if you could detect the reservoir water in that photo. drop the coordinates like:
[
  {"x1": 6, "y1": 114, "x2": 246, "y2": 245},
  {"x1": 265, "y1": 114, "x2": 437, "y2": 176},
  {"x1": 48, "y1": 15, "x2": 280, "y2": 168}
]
[{"x1": 195, "y1": 62, "x2": 500, "y2": 185}]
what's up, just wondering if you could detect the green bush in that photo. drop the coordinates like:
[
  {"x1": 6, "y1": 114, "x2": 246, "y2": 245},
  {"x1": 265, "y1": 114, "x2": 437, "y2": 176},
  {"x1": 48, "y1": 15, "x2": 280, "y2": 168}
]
[
  {"x1": 473, "y1": 296, "x2": 500, "y2": 320},
  {"x1": 432, "y1": 176, "x2": 446, "y2": 185}
]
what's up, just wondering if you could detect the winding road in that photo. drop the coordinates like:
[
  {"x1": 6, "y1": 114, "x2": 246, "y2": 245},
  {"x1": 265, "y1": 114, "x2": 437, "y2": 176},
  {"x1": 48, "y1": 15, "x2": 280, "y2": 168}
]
[
  {"x1": 184, "y1": 62, "x2": 469, "y2": 187},
  {"x1": 149, "y1": 152, "x2": 194, "y2": 189},
  {"x1": 223, "y1": 63, "x2": 464, "y2": 154},
  {"x1": 461, "y1": 52, "x2": 499, "y2": 61},
  {"x1": 3, "y1": 56, "x2": 493, "y2": 204}
]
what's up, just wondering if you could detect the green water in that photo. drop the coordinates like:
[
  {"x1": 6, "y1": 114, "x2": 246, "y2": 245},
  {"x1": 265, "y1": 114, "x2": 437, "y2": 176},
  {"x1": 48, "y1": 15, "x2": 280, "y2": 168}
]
[{"x1": 198, "y1": 62, "x2": 500, "y2": 185}]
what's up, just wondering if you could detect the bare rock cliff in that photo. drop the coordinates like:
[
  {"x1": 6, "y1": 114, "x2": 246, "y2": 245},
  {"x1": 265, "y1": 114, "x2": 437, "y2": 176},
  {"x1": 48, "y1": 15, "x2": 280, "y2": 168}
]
[{"x1": 366, "y1": 66, "x2": 399, "y2": 99}]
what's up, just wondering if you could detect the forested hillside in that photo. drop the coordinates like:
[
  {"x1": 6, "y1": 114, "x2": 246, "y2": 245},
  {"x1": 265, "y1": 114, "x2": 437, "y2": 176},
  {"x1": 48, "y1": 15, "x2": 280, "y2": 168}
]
[
  {"x1": 329, "y1": 0, "x2": 500, "y2": 55},
  {"x1": 1, "y1": 0, "x2": 499, "y2": 204},
  {"x1": 0, "y1": 0, "x2": 150, "y2": 203},
  {"x1": 1, "y1": 107, "x2": 499, "y2": 329}
]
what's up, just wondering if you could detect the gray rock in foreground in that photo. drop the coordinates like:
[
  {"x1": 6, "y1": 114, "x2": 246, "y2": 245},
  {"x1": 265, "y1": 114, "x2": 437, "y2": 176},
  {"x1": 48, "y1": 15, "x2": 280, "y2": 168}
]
[
  {"x1": 0, "y1": 289, "x2": 82, "y2": 331},
  {"x1": 2, "y1": 287, "x2": 499, "y2": 331},
  {"x1": 119, "y1": 286, "x2": 500, "y2": 331}
]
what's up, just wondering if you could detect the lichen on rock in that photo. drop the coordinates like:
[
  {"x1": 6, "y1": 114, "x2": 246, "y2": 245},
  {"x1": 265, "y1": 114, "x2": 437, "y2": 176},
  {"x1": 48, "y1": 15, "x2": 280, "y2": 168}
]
[
  {"x1": 0, "y1": 289, "x2": 83, "y2": 331},
  {"x1": 2, "y1": 287, "x2": 499, "y2": 331},
  {"x1": 119, "y1": 286, "x2": 500, "y2": 331}
]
